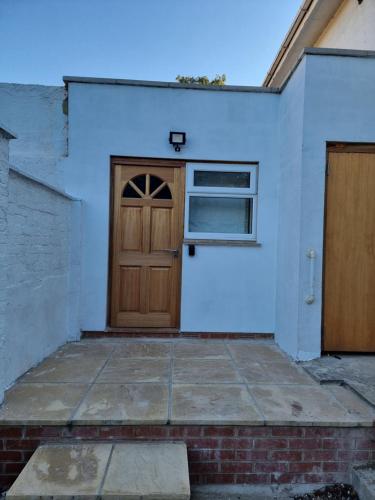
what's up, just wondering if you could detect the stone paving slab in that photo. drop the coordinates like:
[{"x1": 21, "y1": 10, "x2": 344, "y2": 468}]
[
  {"x1": 302, "y1": 355, "x2": 375, "y2": 406},
  {"x1": 0, "y1": 383, "x2": 88, "y2": 425},
  {"x1": 97, "y1": 358, "x2": 170, "y2": 383},
  {"x1": 249, "y1": 383, "x2": 374, "y2": 426},
  {"x1": 352, "y1": 464, "x2": 375, "y2": 500},
  {"x1": 20, "y1": 356, "x2": 106, "y2": 384},
  {"x1": 171, "y1": 384, "x2": 263, "y2": 424},
  {"x1": 73, "y1": 383, "x2": 169, "y2": 424},
  {"x1": 0, "y1": 339, "x2": 374, "y2": 426},
  {"x1": 173, "y1": 359, "x2": 241, "y2": 383},
  {"x1": 6, "y1": 443, "x2": 112, "y2": 499},
  {"x1": 6, "y1": 442, "x2": 190, "y2": 499},
  {"x1": 102, "y1": 442, "x2": 190, "y2": 499}
]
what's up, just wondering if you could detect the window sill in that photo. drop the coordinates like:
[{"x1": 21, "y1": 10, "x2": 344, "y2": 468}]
[{"x1": 183, "y1": 238, "x2": 261, "y2": 247}]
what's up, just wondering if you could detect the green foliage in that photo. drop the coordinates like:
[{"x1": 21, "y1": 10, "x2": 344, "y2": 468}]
[{"x1": 176, "y1": 74, "x2": 226, "y2": 86}]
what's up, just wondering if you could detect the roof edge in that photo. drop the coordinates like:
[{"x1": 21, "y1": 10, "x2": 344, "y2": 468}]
[
  {"x1": 63, "y1": 76, "x2": 279, "y2": 94},
  {"x1": 0, "y1": 122, "x2": 17, "y2": 140},
  {"x1": 263, "y1": 0, "x2": 343, "y2": 87}
]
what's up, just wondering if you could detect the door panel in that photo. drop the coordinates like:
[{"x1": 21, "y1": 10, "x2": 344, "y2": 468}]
[
  {"x1": 324, "y1": 151, "x2": 375, "y2": 351},
  {"x1": 121, "y1": 207, "x2": 142, "y2": 251},
  {"x1": 151, "y1": 208, "x2": 172, "y2": 251},
  {"x1": 110, "y1": 161, "x2": 184, "y2": 328}
]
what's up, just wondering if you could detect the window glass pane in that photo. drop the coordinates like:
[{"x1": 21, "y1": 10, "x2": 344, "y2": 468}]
[
  {"x1": 189, "y1": 197, "x2": 252, "y2": 234},
  {"x1": 194, "y1": 170, "x2": 250, "y2": 188}
]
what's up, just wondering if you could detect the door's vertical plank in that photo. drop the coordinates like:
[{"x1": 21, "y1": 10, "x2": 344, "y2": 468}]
[{"x1": 110, "y1": 165, "x2": 124, "y2": 326}]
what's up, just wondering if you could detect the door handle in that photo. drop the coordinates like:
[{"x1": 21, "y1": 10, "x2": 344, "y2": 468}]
[{"x1": 161, "y1": 248, "x2": 179, "y2": 257}]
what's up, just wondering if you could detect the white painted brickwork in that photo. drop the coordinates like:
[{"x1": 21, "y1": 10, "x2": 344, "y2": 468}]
[{"x1": 0, "y1": 85, "x2": 80, "y2": 403}]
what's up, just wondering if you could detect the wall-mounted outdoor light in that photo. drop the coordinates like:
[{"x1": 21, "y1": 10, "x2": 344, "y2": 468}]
[{"x1": 169, "y1": 131, "x2": 186, "y2": 152}]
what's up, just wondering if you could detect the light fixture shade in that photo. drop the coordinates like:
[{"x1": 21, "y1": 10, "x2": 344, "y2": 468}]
[{"x1": 169, "y1": 131, "x2": 186, "y2": 151}]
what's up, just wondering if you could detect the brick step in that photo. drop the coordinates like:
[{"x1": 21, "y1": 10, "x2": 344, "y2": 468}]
[
  {"x1": 6, "y1": 442, "x2": 190, "y2": 499},
  {"x1": 352, "y1": 464, "x2": 375, "y2": 500}
]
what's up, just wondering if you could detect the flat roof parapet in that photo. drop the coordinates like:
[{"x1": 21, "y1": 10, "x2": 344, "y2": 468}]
[{"x1": 62, "y1": 76, "x2": 279, "y2": 94}]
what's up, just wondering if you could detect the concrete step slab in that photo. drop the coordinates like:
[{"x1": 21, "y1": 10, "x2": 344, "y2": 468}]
[
  {"x1": 6, "y1": 442, "x2": 190, "y2": 500},
  {"x1": 352, "y1": 464, "x2": 375, "y2": 500}
]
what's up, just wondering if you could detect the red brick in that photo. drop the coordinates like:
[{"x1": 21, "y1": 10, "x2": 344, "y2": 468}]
[
  {"x1": 271, "y1": 450, "x2": 302, "y2": 461},
  {"x1": 236, "y1": 450, "x2": 268, "y2": 461},
  {"x1": 203, "y1": 427, "x2": 235, "y2": 437},
  {"x1": 289, "y1": 462, "x2": 321, "y2": 473},
  {"x1": 205, "y1": 474, "x2": 236, "y2": 484},
  {"x1": 168, "y1": 427, "x2": 186, "y2": 438},
  {"x1": 254, "y1": 439, "x2": 288, "y2": 449},
  {"x1": 237, "y1": 428, "x2": 270, "y2": 437},
  {"x1": 271, "y1": 473, "x2": 301, "y2": 484},
  {"x1": 189, "y1": 462, "x2": 219, "y2": 474},
  {"x1": 133, "y1": 427, "x2": 169, "y2": 438},
  {"x1": 185, "y1": 438, "x2": 219, "y2": 449},
  {"x1": 222, "y1": 439, "x2": 253, "y2": 450},
  {"x1": 303, "y1": 450, "x2": 337, "y2": 461},
  {"x1": 4, "y1": 463, "x2": 25, "y2": 474},
  {"x1": 255, "y1": 462, "x2": 288, "y2": 473},
  {"x1": 221, "y1": 462, "x2": 253, "y2": 474},
  {"x1": 323, "y1": 438, "x2": 353, "y2": 450},
  {"x1": 236, "y1": 473, "x2": 269, "y2": 484},
  {"x1": 98, "y1": 427, "x2": 135, "y2": 439},
  {"x1": 22, "y1": 451, "x2": 35, "y2": 461},
  {"x1": 185, "y1": 427, "x2": 202, "y2": 437},
  {"x1": 356, "y1": 438, "x2": 375, "y2": 449},
  {"x1": 289, "y1": 438, "x2": 321, "y2": 449},
  {"x1": 323, "y1": 462, "x2": 349, "y2": 473},
  {"x1": 0, "y1": 428, "x2": 23, "y2": 438},
  {"x1": 25, "y1": 427, "x2": 61, "y2": 438},
  {"x1": 0, "y1": 474, "x2": 18, "y2": 489},
  {"x1": 272, "y1": 427, "x2": 303, "y2": 437},
  {"x1": 0, "y1": 451, "x2": 23, "y2": 461},
  {"x1": 189, "y1": 474, "x2": 204, "y2": 485},
  {"x1": 304, "y1": 428, "x2": 336, "y2": 438},
  {"x1": 63, "y1": 427, "x2": 99, "y2": 439},
  {"x1": 6, "y1": 440, "x2": 39, "y2": 451},
  {"x1": 340, "y1": 450, "x2": 370, "y2": 461}
]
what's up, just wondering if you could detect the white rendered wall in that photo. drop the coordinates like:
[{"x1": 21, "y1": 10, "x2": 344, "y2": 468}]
[
  {"x1": 64, "y1": 84, "x2": 280, "y2": 333},
  {"x1": 0, "y1": 84, "x2": 67, "y2": 188},
  {"x1": 296, "y1": 53, "x2": 375, "y2": 359},
  {"x1": 275, "y1": 59, "x2": 307, "y2": 359},
  {"x1": 315, "y1": 0, "x2": 375, "y2": 50},
  {"x1": 275, "y1": 52, "x2": 375, "y2": 360}
]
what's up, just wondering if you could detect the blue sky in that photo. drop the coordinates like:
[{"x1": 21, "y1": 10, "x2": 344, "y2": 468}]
[{"x1": 0, "y1": 0, "x2": 301, "y2": 86}]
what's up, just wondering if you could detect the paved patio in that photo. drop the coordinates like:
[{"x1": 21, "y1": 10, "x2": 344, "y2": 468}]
[
  {"x1": 302, "y1": 354, "x2": 375, "y2": 407},
  {"x1": 0, "y1": 339, "x2": 374, "y2": 426}
]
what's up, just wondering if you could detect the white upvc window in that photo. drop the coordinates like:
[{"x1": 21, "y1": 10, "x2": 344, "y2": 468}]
[{"x1": 185, "y1": 163, "x2": 258, "y2": 241}]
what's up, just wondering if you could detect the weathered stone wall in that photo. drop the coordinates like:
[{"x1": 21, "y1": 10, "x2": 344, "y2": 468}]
[{"x1": 1, "y1": 169, "x2": 81, "y2": 400}]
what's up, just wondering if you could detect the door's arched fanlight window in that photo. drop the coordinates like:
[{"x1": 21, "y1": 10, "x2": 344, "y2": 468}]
[{"x1": 122, "y1": 174, "x2": 172, "y2": 199}]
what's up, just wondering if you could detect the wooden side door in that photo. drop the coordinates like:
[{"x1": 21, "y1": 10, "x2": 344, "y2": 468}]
[
  {"x1": 110, "y1": 160, "x2": 185, "y2": 328},
  {"x1": 323, "y1": 150, "x2": 375, "y2": 351}
]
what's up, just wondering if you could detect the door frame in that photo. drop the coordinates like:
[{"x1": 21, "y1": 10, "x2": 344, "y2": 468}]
[
  {"x1": 322, "y1": 142, "x2": 375, "y2": 352},
  {"x1": 107, "y1": 156, "x2": 186, "y2": 331}
]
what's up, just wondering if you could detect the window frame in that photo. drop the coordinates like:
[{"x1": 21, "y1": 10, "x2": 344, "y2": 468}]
[{"x1": 185, "y1": 163, "x2": 258, "y2": 241}]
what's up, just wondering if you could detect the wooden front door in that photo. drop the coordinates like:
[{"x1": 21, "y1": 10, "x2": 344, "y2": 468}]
[
  {"x1": 323, "y1": 150, "x2": 375, "y2": 352},
  {"x1": 110, "y1": 159, "x2": 185, "y2": 328}
]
